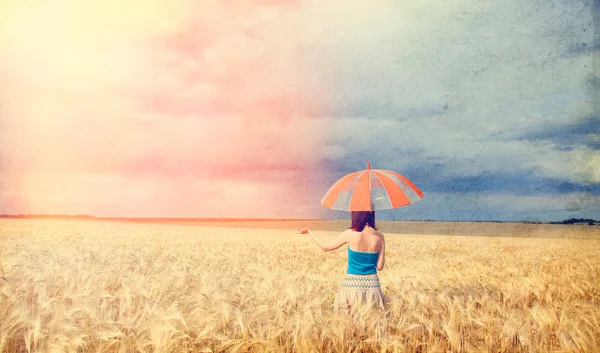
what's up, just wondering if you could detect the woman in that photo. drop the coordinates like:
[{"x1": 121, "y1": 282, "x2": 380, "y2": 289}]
[{"x1": 298, "y1": 211, "x2": 386, "y2": 312}]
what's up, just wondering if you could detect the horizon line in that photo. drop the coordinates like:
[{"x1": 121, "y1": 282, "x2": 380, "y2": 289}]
[{"x1": 0, "y1": 214, "x2": 596, "y2": 224}]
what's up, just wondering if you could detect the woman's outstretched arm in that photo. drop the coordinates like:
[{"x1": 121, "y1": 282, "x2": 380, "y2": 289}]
[{"x1": 298, "y1": 228, "x2": 349, "y2": 252}]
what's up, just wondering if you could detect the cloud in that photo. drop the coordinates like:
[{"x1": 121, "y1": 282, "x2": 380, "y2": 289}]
[
  {"x1": 517, "y1": 115, "x2": 600, "y2": 150},
  {"x1": 315, "y1": 115, "x2": 596, "y2": 189},
  {"x1": 0, "y1": 170, "x2": 309, "y2": 218},
  {"x1": 374, "y1": 192, "x2": 600, "y2": 222},
  {"x1": 1, "y1": 0, "x2": 598, "y2": 220},
  {"x1": 307, "y1": 1, "x2": 598, "y2": 208},
  {"x1": 308, "y1": 0, "x2": 594, "y2": 118},
  {"x1": 584, "y1": 151, "x2": 600, "y2": 183},
  {"x1": 0, "y1": 0, "x2": 330, "y2": 217},
  {"x1": 565, "y1": 42, "x2": 600, "y2": 57},
  {"x1": 429, "y1": 173, "x2": 600, "y2": 196}
]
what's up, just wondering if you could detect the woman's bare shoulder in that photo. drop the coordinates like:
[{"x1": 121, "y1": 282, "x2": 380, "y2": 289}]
[{"x1": 343, "y1": 229, "x2": 359, "y2": 237}]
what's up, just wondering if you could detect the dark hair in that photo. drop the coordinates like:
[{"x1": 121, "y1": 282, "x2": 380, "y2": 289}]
[{"x1": 349, "y1": 211, "x2": 377, "y2": 232}]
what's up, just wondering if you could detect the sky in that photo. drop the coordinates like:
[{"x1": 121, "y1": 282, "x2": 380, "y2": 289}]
[{"x1": 0, "y1": 0, "x2": 598, "y2": 222}]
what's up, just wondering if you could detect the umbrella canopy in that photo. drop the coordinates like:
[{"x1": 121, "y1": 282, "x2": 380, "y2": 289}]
[{"x1": 321, "y1": 162, "x2": 423, "y2": 211}]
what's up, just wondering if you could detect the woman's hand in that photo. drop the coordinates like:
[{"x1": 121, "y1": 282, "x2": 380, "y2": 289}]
[{"x1": 301, "y1": 228, "x2": 349, "y2": 252}]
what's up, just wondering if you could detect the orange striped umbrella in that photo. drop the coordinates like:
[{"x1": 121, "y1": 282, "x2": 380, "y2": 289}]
[{"x1": 321, "y1": 162, "x2": 423, "y2": 211}]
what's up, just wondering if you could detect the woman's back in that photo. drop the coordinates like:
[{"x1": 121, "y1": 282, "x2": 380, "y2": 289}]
[
  {"x1": 346, "y1": 227, "x2": 384, "y2": 253},
  {"x1": 345, "y1": 226, "x2": 384, "y2": 276}
]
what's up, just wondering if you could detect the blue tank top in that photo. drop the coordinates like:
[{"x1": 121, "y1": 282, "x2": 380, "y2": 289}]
[{"x1": 347, "y1": 247, "x2": 379, "y2": 275}]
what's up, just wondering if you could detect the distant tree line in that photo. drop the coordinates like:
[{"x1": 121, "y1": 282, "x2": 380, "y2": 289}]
[
  {"x1": 0, "y1": 214, "x2": 95, "y2": 219},
  {"x1": 550, "y1": 218, "x2": 599, "y2": 225}
]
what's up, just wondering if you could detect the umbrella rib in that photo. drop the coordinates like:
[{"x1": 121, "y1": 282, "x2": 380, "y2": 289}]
[
  {"x1": 372, "y1": 171, "x2": 392, "y2": 210},
  {"x1": 320, "y1": 171, "x2": 361, "y2": 206},
  {"x1": 320, "y1": 177, "x2": 343, "y2": 205},
  {"x1": 346, "y1": 170, "x2": 368, "y2": 211},
  {"x1": 378, "y1": 170, "x2": 422, "y2": 204},
  {"x1": 380, "y1": 169, "x2": 424, "y2": 197},
  {"x1": 368, "y1": 169, "x2": 372, "y2": 210}
]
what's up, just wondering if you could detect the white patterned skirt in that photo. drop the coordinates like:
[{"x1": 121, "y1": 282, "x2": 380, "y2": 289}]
[{"x1": 333, "y1": 274, "x2": 386, "y2": 312}]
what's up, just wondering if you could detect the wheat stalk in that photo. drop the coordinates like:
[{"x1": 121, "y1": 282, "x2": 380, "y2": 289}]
[{"x1": 1, "y1": 219, "x2": 599, "y2": 353}]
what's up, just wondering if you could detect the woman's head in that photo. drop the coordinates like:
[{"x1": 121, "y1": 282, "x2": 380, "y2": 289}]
[{"x1": 350, "y1": 211, "x2": 377, "y2": 232}]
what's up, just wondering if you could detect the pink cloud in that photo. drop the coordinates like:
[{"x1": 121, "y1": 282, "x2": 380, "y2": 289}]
[{"x1": 0, "y1": 0, "x2": 331, "y2": 218}]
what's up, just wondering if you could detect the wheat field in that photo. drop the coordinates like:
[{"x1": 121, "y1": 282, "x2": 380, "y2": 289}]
[{"x1": 1, "y1": 219, "x2": 599, "y2": 353}]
